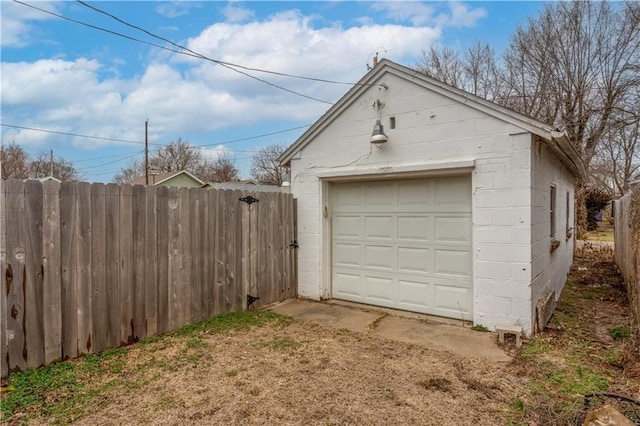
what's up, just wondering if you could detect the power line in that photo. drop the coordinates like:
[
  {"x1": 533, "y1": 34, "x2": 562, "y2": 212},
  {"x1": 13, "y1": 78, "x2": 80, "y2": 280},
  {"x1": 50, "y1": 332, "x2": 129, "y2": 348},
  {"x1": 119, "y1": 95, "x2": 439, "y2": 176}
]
[
  {"x1": 0, "y1": 123, "x2": 156, "y2": 146},
  {"x1": 1, "y1": 122, "x2": 311, "y2": 149},
  {"x1": 73, "y1": 0, "x2": 331, "y2": 105},
  {"x1": 76, "y1": 151, "x2": 143, "y2": 170},
  {"x1": 72, "y1": 150, "x2": 144, "y2": 162},
  {"x1": 75, "y1": 0, "x2": 373, "y2": 88},
  {"x1": 194, "y1": 124, "x2": 311, "y2": 148},
  {"x1": 13, "y1": 0, "x2": 335, "y2": 104}
]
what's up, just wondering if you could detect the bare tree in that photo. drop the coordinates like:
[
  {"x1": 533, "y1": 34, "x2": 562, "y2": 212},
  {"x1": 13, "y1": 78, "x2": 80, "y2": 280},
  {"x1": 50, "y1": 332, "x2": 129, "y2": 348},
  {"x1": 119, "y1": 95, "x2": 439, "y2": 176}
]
[
  {"x1": 152, "y1": 138, "x2": 203, "y2": 172},
  {"x1": 250, "y1": 144, "x2": 289, "y2": 186},
  {"x1": 502, "y1": 1, "x2": 640, "y2": 169},
  {"x1": 114, "y1": 159, "x2": 144, "y2": 184},
  {"x1": 416, "y1": 45, "x2": 464, "y2": 90},
  {"x1": 29, "y1": 150, "x2": 82, "y2": 181},
  {"x1": 1, "y1": 142, "x2": 30, "y2": 179},
  {"x1": 462, "y1": 42, "x2": 503, "y2": 100},
  {"x1": 591, "y1": 119, "x2": 640, "y2": 195},
  {"x1": 196, "y1": 152, "x2": 239, "y2": 183},
  {"x1": 415, "y1": 1, "x2": 640, "y2": 180},
  {"x1": 416, "y1": 42, "x2": 503, "y2": 101},
  {"x1": 115, "y1": 138, "x2": 206, "y2": 183}
]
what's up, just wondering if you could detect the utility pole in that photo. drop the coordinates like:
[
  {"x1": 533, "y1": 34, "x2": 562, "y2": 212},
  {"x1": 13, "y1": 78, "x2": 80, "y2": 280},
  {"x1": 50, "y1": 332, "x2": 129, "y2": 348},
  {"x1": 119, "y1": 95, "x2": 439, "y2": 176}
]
[
  {"x1": 50, "y1": 148, "x2": 54, "y2": 177},
  {"x1": 145, "y1": 119, "x2": 149, "y2": 185}
]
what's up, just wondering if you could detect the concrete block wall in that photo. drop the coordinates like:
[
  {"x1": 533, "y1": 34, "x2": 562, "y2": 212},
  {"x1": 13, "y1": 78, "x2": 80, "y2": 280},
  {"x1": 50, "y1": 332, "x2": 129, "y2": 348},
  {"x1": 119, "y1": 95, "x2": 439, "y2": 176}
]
[
  {"x1": 289, "y1": 71, "x2": 544, "y2": 334},
  {"x1": 530, "y1": 139, "x2": 575, "y2": 327}
]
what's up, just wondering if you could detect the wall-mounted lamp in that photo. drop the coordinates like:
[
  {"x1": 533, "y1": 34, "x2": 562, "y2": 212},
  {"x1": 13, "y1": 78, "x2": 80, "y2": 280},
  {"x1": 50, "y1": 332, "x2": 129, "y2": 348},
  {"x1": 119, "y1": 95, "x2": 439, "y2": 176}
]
[{"x1": 370, "y1": 119, "x2": 388, "y2": 145}]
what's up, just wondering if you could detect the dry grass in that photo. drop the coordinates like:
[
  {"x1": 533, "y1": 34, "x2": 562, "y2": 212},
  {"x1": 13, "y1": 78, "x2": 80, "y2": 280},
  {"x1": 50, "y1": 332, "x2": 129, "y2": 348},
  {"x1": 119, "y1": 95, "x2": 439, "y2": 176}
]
[{"x1": 2, "y1": 244, "x2": 639, "y2": 425}]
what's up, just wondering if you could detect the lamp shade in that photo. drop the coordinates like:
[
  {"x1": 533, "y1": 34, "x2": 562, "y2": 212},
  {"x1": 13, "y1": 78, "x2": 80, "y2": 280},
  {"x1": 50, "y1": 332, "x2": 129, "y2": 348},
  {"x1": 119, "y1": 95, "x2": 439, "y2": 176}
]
[{"x1": 370, "y1": 119, "x2": 388, "y2": 144}]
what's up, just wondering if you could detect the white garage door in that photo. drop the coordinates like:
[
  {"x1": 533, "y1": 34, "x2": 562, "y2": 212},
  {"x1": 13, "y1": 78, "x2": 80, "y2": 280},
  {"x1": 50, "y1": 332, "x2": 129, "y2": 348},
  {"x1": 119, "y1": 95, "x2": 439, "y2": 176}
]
[{"x1": 331, "y1": 176, "x2": 472, "y2": 320}]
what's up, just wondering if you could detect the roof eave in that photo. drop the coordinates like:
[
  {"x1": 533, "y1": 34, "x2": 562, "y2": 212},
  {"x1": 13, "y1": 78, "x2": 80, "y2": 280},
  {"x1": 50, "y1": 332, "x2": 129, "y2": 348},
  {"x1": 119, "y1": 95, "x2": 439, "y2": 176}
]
[{"x1": 548, "y1": 131, "x2": 587, "y2": 181}]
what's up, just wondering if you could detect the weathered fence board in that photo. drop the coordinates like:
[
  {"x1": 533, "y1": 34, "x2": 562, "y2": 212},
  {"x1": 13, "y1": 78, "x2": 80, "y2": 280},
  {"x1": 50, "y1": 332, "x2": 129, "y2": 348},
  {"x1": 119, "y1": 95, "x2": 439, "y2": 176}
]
[
  {"x1": 43, "y1": 181, "x2": 62, "y2": 364},
  {"x1": 105, "y1": 184, "x2": 120, "y2": 349},
  {"x1": 6, "y1": 180, "x2": 26, "y2": 372},
  {"x1": 76, "y1": 182, "x2": 92, "y2": 355},
  {"x1": 145, "y1": 186, "x2": 158, "y2": 337},
  {"x1": 1, "y1": 180, "x2": 297, "y2": 376},
  {"x1": 24, "y1": 180, "x2": 44, "y2": 368},
  {"x1": 156, "y1": 186, "x2": 169, "y2": 335},
  {"x1": 132, "y1": 185, "x2": 146, "y2": 342},
  {"x1": 614, "y1": 186, "x2": 640, "y2": 332},
  {"x1": 91, "y1": 183, "x2": 107, "y2": 354},
  {"x1": 167, "y1": 186, "x2": 180, "y2": 332},
  {"x1": 60, "y1": 182, "x2": 77, "y2": 360},
  {"x1": 0, "y1": 179, "x2": 7, "y2": 377},
  {"x1": 119, "y1": 185, "x2": 134, "y2": 345}
]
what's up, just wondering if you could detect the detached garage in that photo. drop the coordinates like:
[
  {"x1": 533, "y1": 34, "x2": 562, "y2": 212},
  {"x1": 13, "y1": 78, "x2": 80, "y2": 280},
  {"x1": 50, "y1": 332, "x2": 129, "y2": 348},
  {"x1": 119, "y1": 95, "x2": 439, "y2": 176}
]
[{"x1": 279, "y1": 59, "x2": 586, "y2": 336}]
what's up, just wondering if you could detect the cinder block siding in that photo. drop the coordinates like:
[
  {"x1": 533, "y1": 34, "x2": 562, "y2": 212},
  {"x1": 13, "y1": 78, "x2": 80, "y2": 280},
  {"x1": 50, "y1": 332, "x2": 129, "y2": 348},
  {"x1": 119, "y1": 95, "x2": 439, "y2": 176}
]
[
  {"x1": 290, "y1": 72, "x2": 537, "y2": 333},
  {"x1": 530, "y1": 139, "x2": 575, "y2": 327}
]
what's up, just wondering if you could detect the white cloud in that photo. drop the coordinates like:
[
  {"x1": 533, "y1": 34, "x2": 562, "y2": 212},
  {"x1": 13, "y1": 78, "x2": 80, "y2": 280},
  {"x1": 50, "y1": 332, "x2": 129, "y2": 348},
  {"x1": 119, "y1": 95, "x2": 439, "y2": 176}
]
[
  {"x1": 370, "y1": 1, "x2": 486, "y2": 28},
  {"x1": 370, "y1": 2, "x2": 435, "y2": 26},
  {"x1": 221, "y1": 2, "x2": 255, "y2": 23},
  {"x1": 1, "y1": 6, "x2": 442, "y2": 152},
  {"x1": 440, "y1": 2, "x2": 487, "y2": 27},
  {"x1": 200, "y1": 145, "x2": 233, "y2": 161},
  {"x1": 155, "y1": 2, "x2": 200, "y2": 18},
  {"x1": 0, "y1": 1, "x2": 61, "y2": 47}
]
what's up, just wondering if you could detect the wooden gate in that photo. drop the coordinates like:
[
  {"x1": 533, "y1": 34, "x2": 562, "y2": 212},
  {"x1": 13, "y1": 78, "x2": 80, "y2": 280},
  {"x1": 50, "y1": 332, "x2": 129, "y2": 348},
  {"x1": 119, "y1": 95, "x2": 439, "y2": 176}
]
[{"x1": 0, "y1": 180, "x2": 297, "y2": 376}]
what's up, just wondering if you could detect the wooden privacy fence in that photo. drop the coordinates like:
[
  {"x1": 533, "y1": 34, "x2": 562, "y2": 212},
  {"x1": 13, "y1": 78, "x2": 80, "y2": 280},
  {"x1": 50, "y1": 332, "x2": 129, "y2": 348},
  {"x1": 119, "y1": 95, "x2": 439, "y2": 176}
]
[
  {"x1": 614, "y1": 184, "x2": 640, "y2": 332},
  {"x1": 0, "y1": 180, "x2": 297, "y2": 377}
]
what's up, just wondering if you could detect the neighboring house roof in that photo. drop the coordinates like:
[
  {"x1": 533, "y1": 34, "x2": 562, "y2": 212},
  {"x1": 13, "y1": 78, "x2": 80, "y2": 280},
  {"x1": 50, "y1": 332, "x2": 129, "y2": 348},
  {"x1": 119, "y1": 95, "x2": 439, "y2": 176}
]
[
  {"x1": 202, "y1": 182, "x2": 289, "y2": 193},
  {"x1": 38, "y1": 176, "x2": 62, "y2": 183},
  {"x1": 127, "y1": 170, "x2": 204, "y2": 187},
  {"x1": 279, "y1": 58, "x2": 586, "y2": 180}
]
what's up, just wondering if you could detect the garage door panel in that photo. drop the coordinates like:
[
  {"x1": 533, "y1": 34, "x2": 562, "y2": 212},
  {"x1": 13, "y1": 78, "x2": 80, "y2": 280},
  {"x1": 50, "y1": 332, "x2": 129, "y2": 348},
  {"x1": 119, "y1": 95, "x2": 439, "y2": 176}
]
[
  {"x1": 397, "y1": 247, "x2": 430, "y2": 274},
  {"x1": 398, "y1": 180, "x2": 433, "y2": 209},
  {"x1": 333, "y1": 185, "x2": 363, "y2": 209},
  {"x1": 435, "y1": 177, "x2": 472, "y2": 211},
  {"x1": 398, "y1": 216, "x2": 431, "y2": 241},
  {"x1": 333, "y1": 271, "x2": 362, "y2": 299},
  {"x1": 364, "y1": 245, "x2": 395, "y2": 270},
  {"x1": 363, "y1": 275, "x2": 394, "y2": 304},
  {"x1": 434, "y1": 249, "x2": 472, "y2": 278},
  {"x1": 365, "y1": 184, "x2": 395, "y2": 208},
  {"x1": 333, "y1": 243, "x2": 362, "y2": 268},
  {"x1": 434, "y1": 216, "x2": 472, "y2": 243},
  {"x1": 333, "y1": 215, "x2": 362, "y2": 239},
  {"x1": 397, "y1": 279, "x2": 432, "y2": 311},
  {"x1": 332, "y1": 177, "x2": 472, "y2": 320},
  {"x1": 435, "y1": 285, "x2": 472, "y2": 319},
  {"x1": 364, "y1": 216, "x2": 394, "y2": 239}
]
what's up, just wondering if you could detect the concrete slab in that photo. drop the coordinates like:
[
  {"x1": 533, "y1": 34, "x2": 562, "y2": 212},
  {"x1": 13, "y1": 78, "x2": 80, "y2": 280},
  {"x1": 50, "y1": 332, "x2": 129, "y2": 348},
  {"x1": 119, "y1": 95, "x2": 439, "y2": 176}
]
[
  {"x1": 269, "y1": 298, "x2": 511, "y2": 363},
  {"x1": 269, "y1": 298, "x2": 381, "y2": 334}
]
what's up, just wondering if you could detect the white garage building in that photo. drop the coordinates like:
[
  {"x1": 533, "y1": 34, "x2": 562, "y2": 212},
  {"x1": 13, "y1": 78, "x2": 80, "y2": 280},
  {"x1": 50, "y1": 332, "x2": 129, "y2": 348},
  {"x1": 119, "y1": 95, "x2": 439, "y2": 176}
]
[{"x1": 279, "y1": 59, "x2": 585, "y2": 336}]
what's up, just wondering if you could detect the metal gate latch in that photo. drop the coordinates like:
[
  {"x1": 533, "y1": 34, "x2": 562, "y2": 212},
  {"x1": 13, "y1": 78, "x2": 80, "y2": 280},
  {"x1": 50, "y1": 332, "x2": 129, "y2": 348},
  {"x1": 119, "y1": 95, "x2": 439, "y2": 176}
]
[
  {"x1": 289, "y1": 240, "x2": 299, "y2": 248},
  {"x1": 239, "y1": 196, "x2": 259, "y2": 205}
]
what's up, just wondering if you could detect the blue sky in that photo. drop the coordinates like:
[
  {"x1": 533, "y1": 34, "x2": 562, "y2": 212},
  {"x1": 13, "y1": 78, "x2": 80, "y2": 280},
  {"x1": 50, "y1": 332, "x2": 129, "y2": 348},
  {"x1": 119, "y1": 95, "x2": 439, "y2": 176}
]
[{"x1": 1, "y1": 1, "x2": 544, "y2": 183}]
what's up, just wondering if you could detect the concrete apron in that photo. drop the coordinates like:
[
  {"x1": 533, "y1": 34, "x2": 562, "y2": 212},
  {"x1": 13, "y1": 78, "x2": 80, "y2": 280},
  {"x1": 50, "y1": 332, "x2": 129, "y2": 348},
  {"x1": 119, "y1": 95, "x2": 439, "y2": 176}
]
[{"x1": 269, "y1": 298, "x2": 511, "y2": 363}]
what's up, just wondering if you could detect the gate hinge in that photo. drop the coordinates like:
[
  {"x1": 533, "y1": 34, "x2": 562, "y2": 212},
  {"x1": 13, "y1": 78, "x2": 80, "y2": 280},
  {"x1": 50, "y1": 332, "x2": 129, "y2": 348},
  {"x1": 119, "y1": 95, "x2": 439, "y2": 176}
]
[
  {"x1": 239, "y1": 195, "x2": 259, "y2": 205},
  {"x1": 247, "y1": 294, "x2": 260, "y2": 307},
  {"x1": 289, "y1": 240, "x2": 299, "y2": 249}
]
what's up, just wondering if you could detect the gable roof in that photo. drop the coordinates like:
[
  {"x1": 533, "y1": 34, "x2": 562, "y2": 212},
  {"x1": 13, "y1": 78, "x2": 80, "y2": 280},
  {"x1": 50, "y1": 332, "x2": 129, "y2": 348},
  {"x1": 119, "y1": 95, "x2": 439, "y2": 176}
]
[
  {"x1": 127, "y1": 170, "x2": 204, "y2": 186},
  {"x1": 279, "y1": 59, "x2": 586, "y2": 180}
]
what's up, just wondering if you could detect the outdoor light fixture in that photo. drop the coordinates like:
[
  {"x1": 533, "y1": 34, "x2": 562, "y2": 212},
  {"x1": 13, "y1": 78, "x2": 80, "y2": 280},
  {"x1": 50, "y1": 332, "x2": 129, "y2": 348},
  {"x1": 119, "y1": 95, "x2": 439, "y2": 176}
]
[{"x1": 370, "y1": 119, "x2": 388, "y2": 145}]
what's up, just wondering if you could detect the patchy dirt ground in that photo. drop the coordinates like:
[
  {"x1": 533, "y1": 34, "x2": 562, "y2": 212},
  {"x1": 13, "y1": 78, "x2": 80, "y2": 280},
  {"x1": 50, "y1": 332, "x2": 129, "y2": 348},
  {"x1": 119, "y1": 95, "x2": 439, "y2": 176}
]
[
  {"x1": 51, "y1": 322, "x2": 523, "y2": 425},
  {"x1": 2, "y1": 241, "x2": 639, "y2": 425}
]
